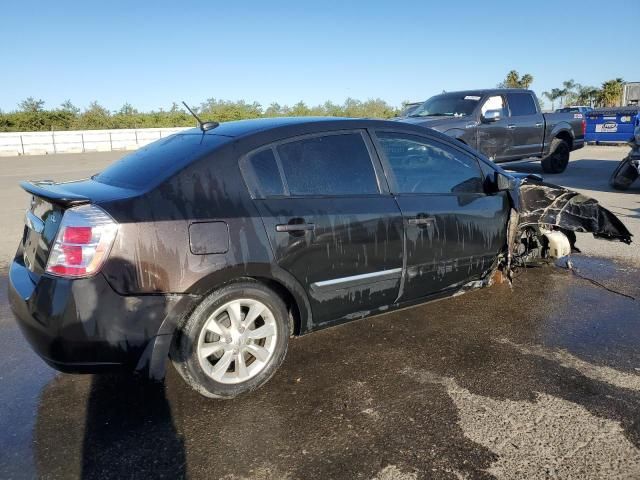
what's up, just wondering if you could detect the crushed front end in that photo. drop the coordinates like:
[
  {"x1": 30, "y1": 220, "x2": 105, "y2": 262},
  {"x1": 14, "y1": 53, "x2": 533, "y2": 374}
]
[{"x1": 507, "y1": 178, "x2": 632, "y2": 271}]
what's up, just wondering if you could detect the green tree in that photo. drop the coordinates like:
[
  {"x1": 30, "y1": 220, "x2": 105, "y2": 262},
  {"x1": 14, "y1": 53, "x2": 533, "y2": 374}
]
[
  {"x1": 322, "y1": 100, "x2": 343, "y2": 117},
  {"x1": 81, "y1": 101, "x2": 112, "y2": 129},
  {"x1": 560, "y1": 79, "x2": 577, "y2": 106},
  {"x1": 290, "y1": 101, "x2": 311, "y2": 116},
  {"x1": 118, "y1": 102, "x2": 138, "y2": 115},
  {"x1": 19, "y1": 97, "x2": 45, "y2": 112},
  {"x1": 498, "y1": 70, "x2": 534, "y2": 89},
  {"x1": 574, "y1": 85, "x2": 599, "y2": 106},
  {"x1": 169, "y1": 102, "x2": 183, "y2": 113},
  {"x1": 0, "y1": 96, "x2": 405, "y2": 132},
  {"x1": 59, "y1": 100, "x2": 80, "y2": 115},
  {"x1": 264, "y1": 102, "x2": 284, "y2": 117},
  {"x1": 542, "y1": 89, "x2": 563, "y2": 110},
  {"x1": 598, "y1": 78, "x2": 624, "y2": 107}
]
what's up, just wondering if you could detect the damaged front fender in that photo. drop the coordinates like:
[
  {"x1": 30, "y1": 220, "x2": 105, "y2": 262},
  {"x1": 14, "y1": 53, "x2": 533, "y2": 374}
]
[{"x1": 516, "y1": 180, "x2": 632, "y2": 244}]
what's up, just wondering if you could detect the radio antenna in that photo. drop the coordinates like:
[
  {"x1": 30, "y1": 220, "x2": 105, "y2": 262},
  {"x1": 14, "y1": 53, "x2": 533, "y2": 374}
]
[{"x1": 182, "y1": 101, "x2": 219, "y2": 131}]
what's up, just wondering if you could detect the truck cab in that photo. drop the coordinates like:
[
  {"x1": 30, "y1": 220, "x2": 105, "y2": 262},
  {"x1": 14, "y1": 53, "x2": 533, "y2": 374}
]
[{"x1": 399, "y1": 89, "x2": 585, "y2": 173}]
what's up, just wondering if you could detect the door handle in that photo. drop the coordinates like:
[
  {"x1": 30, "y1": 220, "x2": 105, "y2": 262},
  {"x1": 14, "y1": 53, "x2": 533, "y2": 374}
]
[
  {"x1": 407, "y1": 216, "x2": 435, "y2": 227},
  {"x1": 507, "y1": 124, "x2": 516, "y2": 129},
  {"x1": 276, "y1": 222, "x2": 315, "y2": 233},
  {"x1": 535, "y1": 122, "x2": 544, "y2": 128}
]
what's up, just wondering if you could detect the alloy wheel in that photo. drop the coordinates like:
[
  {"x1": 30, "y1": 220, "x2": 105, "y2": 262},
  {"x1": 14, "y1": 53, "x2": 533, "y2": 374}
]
[{"x1": 197, "y1": 298, "x2": 278, "y2": 384}]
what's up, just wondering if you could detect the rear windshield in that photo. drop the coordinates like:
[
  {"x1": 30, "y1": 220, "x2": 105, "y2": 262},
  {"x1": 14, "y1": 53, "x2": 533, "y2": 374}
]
[{"x1": 94, "y1": 134, "x2": 229, "y2": 189}]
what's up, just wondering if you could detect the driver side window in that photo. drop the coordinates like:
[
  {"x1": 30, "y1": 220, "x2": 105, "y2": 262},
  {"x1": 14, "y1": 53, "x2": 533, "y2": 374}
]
[
  {"x1": 481, "y1": 95, "x2": 507, "y2": 117},
  {"x1": 376, "y1": 132, "x2": 484, "y2": 194}
]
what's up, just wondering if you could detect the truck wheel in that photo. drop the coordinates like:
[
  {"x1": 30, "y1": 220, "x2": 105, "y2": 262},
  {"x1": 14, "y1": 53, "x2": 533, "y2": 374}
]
[
  {"x1": 541, "y1": 138, "x2": 570, "y2": 174},
  {"x1": 171, "y1": 281, "x2": 290, "y2": 399}
]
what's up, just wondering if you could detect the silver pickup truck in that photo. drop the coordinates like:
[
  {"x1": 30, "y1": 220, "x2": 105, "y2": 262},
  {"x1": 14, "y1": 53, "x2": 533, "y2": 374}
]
[{"x1": 398, "y1": 89, "x2": 585, "y2": 173}]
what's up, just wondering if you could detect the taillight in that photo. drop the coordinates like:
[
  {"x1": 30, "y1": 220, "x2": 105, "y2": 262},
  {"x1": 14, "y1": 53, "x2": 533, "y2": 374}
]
[
  {"x1": 582, "y1": 119, "x2": 586, "y2": 135},
  {"x1": 46, "y1": 204, "x2": 118, "y2": 278}
]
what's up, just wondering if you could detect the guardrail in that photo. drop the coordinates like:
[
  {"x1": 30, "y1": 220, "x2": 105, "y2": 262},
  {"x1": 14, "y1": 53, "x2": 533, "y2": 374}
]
[{"x1": 0, "y1": 127, "x2": 191, "y2": 156}]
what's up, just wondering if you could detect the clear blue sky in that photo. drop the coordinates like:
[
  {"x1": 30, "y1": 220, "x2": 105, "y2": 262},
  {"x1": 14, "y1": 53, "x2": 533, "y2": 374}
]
[{"x1": 2, "y1": 0, "x2": 638, "y2": 112}]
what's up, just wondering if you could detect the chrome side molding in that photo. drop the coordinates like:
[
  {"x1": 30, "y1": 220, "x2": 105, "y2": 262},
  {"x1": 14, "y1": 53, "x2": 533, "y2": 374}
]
[{"x1": 311, "y1": 268, "x2": 402, "y2": 292}]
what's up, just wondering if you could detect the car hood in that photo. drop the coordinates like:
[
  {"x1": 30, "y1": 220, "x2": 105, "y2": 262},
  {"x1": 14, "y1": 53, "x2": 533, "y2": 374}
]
[{"x1": 394, "y1": 116, "x2": 468, "y2": 129}]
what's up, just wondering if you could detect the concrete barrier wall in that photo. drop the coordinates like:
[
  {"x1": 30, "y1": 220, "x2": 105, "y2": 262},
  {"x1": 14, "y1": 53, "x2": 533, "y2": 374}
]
[{"x1": 0, "y1": 127, "x2": 191, "y2": 156}]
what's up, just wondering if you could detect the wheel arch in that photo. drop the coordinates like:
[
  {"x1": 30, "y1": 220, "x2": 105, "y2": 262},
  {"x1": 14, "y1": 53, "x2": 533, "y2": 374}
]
[
  {"x1": 141, "y1": 264, "x2": 312, "y2": 380},
  {"x1": 555, "y1": 130, "x2": 573, "y2": 149},
  {"x1": 550, "y1": 126, "x2": 574, "y2": 150}
]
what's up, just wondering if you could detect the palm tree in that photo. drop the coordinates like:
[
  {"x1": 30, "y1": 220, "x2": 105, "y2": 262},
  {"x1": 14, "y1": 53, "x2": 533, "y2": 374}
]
[
  {"x1": 520, "y1": 74, "x2": 534, "y2": 89},
  {"x1": 498, "y1": 70, "x2": 534, "y2": 89},
  {"x1": 598, "y1": 78, "x2": 625, "y2": 107},
  {"x1": 557, "y1": 88, "x2": 569, "y2": 108},
  {"x1": 542, "y1": 89, "x2": 563, "y2": 110},
  {"x1": 561, "y1": 80, "x2": 577, "y2": 106},
  {"x1": 575, "y1": 85, "x2": 600, "y2": 107}
]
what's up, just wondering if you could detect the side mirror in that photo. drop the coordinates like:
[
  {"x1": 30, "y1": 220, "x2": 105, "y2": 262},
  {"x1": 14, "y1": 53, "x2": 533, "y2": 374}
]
[
  {"x1": 495, "y1": 172, "x2": 517, "y2": 191},
  {"x1": 482, "y1": 109, "x2": 502, "y2": 123}
]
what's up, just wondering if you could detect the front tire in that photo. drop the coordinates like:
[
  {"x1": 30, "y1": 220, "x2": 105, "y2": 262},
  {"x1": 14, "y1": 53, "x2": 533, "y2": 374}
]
[
  {"x1": 541, "y1": 138, "x2": 570, "y2": 174},
  {"x1": 171, "y1": 281, "x2": 290, "y2": 399}
]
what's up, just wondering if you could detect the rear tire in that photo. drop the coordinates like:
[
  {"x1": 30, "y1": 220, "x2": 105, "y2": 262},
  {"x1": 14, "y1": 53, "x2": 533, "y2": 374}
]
[
  {"x1": 171, "y1": 281, "x2": 290, "y2": 399},
  {"x1": 541, "y1": 138, "x2": 570, "y2": 174}
]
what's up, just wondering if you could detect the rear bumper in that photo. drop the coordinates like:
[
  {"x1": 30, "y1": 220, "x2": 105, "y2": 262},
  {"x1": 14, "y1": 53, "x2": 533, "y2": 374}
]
[{"x1": 8, "y1": 258, "x2": 196, "y2": 376}]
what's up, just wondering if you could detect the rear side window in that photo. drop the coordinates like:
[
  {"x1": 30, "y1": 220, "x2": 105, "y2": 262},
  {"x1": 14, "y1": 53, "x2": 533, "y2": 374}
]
[
  {"x1": 376, "y1": 132, "x2": 484, "y2": 194},
  {"x1": 242, "y1": 148, "x2": 285, "y2": 197},
  {"x1": 276, "y1": 133, "x2": 379, "y2": 196},
  {"x1": 506, "y1": 93, "x2": 537, "y2": 116}
]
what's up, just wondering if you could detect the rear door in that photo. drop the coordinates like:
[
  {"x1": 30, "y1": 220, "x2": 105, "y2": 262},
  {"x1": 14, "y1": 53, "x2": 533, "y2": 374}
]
[
  {"x1": 372, "y1": 130, "x2": 510, "y2": 302},
  {"x1": 241, "y1": 130, "x2": 404, "y2": 326},
  {"x1": 505, "y1": 92, "x2": 545, "y2": 158}
]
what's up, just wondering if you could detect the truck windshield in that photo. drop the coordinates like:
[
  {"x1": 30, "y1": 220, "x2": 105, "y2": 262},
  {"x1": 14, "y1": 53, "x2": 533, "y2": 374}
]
[{"x1": 409, "y1": 94, "x2": 480, "y2": 118}]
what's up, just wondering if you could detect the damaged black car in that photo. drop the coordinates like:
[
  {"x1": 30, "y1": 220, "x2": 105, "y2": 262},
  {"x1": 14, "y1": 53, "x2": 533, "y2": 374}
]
[{"x1": 8, "y1": 117, "x2": 632, "y2": 398}]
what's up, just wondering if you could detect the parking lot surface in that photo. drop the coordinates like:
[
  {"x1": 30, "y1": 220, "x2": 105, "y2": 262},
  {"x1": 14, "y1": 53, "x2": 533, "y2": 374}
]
[{"x1": 1, "y1": 146, "x2": 639, "y2": 479}]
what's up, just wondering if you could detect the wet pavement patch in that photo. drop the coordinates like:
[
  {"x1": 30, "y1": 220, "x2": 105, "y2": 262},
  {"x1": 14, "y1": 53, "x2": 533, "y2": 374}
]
[{"x1": 1, "y1": 257, "x2": 639, "y2": 479}]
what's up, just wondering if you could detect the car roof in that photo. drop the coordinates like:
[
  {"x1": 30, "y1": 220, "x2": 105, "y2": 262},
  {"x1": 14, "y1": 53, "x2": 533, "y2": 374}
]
[
  {"x1": 173, "y1": 115, "x2": 490, "y2": 162},
  {"x1": 173, "y1": 115, "x2": 497, "y2": 164},
  {"x1": 433, "y1": 89, "x2": 533, "y2": 97},
  {"x1": 179, "y1": 116, "x2": 421, "y2": 138}
]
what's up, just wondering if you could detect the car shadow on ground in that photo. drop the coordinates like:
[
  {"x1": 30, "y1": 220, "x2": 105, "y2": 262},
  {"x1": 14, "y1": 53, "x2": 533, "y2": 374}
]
[
  {"x1": 31, "y1": 261, "x2": 640, "y2": 479},
  {"x1": 34, "y1": 374, "x2": 186, "y2": 479}
]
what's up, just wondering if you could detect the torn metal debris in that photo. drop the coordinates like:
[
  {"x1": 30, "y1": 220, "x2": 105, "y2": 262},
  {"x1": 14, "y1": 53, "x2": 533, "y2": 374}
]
[{"x1": 516, "y1": 181, "x2": 632, "y2": 244}]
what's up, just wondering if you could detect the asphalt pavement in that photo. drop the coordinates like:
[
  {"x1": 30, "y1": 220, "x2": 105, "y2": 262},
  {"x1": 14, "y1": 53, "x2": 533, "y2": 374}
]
[{"x1": 0, "y1": 146, "x2": 639, "y2": 479}]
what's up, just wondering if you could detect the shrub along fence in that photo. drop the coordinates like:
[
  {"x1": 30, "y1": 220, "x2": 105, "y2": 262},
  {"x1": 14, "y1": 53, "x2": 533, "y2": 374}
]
[{"x1": 0, "y1": 127, "x2": 190, "y2": 156}]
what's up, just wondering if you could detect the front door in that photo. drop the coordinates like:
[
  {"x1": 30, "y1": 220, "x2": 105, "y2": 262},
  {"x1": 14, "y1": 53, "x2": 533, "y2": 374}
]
[
  {"x1": 477, "y1": 94, "x2": 513, "y2": 161},
  {"x1": 241, "y1": 131, "x2": 404, "y2": 326},
  {"x1": 372, "y1": 130, "x2": 510, "y2": 302}
]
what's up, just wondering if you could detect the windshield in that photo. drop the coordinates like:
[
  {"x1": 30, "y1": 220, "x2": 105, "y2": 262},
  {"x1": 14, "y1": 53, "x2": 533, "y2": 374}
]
[{"x1": 409, "y1": 94, "x2": 481, "y2": 118}]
